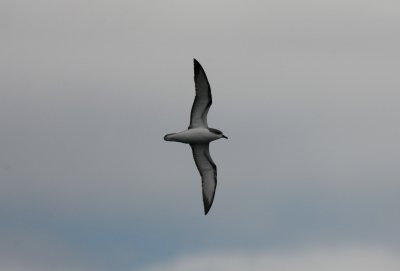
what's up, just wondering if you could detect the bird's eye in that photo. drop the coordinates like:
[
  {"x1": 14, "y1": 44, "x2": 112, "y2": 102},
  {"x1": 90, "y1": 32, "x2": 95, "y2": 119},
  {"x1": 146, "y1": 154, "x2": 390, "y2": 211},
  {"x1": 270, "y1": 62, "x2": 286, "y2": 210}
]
[{"x1": 209, "y1": 128, "x2": 222, "y2": 134}]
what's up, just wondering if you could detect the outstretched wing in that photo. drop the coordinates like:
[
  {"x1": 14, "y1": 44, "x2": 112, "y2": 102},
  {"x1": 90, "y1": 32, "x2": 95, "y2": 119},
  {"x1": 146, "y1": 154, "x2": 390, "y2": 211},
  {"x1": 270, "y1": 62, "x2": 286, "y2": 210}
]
[
  {"x1": 189, "y1": 59, "x2": 212, "y2": 128},
  {"x1": 190, "y1": 143, "x2": 217, "y2": 215}
]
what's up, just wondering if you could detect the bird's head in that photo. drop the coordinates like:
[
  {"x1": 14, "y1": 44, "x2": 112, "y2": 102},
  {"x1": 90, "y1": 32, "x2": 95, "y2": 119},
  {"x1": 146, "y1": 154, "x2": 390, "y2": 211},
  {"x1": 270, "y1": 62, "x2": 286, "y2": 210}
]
[{"x1": 209, "y1": 128, "x2": 228, "y2": 140}]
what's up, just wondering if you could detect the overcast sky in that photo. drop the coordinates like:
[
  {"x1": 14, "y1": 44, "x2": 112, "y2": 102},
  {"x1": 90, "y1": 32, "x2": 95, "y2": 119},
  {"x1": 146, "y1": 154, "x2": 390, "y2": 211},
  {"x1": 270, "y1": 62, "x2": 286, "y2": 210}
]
[{"x1": 1, "y1": 0, "x2": 400, "y2": 270}]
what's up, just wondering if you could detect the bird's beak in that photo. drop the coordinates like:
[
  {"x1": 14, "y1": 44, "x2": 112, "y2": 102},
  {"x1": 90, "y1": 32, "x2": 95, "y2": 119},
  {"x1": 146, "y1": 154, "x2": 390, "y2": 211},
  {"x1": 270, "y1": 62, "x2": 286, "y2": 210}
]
[{"x1": 222, "y1": 135, "x2": 228, "y2": 139}]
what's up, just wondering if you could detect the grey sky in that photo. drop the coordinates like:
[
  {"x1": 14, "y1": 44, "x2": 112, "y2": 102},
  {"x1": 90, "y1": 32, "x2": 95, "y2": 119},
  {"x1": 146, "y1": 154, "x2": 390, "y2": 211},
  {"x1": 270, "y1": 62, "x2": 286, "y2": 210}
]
[{"x1": 1, "y1": 0, "x2": 400, "y2": 270}]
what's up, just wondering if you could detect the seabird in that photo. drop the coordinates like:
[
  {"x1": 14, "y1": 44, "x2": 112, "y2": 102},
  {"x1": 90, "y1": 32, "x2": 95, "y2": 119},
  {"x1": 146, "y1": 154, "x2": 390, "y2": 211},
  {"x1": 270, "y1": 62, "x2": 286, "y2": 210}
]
[{"x1": 164, "y1": 59, "x2": 228, "y2": 215}]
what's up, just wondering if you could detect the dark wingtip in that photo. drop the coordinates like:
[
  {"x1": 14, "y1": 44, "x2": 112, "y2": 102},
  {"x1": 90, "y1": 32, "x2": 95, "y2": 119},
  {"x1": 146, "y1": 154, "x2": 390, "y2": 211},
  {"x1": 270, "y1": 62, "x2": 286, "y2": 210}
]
[
  {"x1": 203, "y1": 195, "x2": 213, "y2": 215},
  {"x1": 194, "y1": 58, "x2": 201, "y2": 76},
  {"x1": 204, "y1": 203, "x2": 211, "y2": 215}
]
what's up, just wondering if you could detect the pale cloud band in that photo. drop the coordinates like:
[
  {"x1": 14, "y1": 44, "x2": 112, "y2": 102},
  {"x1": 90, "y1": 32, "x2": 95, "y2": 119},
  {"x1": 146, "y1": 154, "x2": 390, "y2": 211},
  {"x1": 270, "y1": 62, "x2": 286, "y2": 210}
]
[{"x1": 140, "y1": 247, "x2": 400, "y2": 271}]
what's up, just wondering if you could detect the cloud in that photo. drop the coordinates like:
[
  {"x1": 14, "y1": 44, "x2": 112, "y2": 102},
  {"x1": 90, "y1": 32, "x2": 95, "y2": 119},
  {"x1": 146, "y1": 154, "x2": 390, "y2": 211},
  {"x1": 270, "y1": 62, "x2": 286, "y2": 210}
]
[
  {"x1": 1, "y1": 1, "x2": 400, "y2": 270},
  {"x1": 139, "y1": 246, "x2": 400, "y2": 271},
  {"x1": 0, "y1": 231, "x2": 96, "y2": 271}
]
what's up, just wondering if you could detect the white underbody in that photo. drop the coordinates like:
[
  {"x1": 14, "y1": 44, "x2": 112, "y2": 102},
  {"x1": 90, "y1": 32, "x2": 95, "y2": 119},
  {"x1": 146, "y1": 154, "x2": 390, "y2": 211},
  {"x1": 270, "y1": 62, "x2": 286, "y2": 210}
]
[{"x1": 165, "y1": 128, "x2": 220, "y2": 144}]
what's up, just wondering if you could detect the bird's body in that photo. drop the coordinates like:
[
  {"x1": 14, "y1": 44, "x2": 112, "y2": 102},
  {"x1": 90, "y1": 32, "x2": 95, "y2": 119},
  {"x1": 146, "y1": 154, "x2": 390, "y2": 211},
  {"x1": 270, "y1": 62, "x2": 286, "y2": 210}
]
[
  {"x1": 164, "y1": 128, "x2": 222, "y2": 144},
  {"x1": 164, "y1": 59, "x2": 227, "y2": 215}
]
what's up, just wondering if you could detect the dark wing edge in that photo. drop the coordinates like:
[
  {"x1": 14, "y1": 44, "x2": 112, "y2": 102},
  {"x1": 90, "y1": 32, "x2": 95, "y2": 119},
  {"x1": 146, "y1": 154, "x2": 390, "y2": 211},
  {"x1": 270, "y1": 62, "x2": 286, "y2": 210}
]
[
  {"x1": 190, "y1": 143, "x2": 217, "y2": 215},
  {"x1": 189, "y1": 59, "x2": 212, "y2": 128}
]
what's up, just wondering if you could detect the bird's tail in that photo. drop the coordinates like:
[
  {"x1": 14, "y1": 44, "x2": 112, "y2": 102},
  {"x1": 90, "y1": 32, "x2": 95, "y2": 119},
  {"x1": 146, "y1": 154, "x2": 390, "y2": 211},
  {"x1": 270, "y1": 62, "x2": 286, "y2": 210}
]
[{"x1": 163, "y1": 133, "x2": 176, "y2": 141}]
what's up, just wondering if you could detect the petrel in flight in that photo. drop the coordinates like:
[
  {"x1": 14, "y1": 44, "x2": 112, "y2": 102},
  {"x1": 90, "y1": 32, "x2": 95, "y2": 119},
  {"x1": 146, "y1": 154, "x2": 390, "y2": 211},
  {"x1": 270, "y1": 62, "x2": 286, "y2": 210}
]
[{"x1": 164, "y1": 59, "x2": 228, "y2": 215}]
